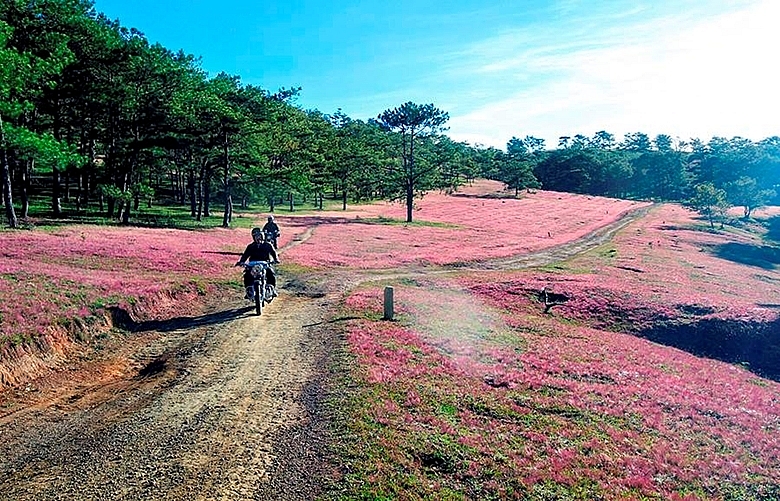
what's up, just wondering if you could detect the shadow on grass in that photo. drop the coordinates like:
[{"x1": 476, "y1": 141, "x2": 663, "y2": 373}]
[
  {"x1": 766, "y1": 215, "x2": 780, "y2": 243},
  {"x1": 112, "y1": 304, "x2": 252, "y2": 333},
  {"x1": 20, "y1": 200, "x2": 251, "y2": 230},
  {"x1": 639, "y1": 317, "x2": 780, "y2": 381},
  {"x1": 450, "y1": 192, "x2": 518, "y2": 199},
  {"x1": 28, "y1": 214, "x2": 227, "y2": 231},
  {"x1": 283, "y1": 214, "x2": 456, "y2": 229},
  {"x1": 302, "y1": 316, "x2": 363, "y2": 328},
  {"x1": 708, "y1": 242, "x2": 780, "y2": 270}
]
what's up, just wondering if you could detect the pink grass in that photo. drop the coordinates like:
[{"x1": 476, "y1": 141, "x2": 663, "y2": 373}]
[
  {"x1": 343, "y1": 281, "x2": 780, "y2": 498},
  {"x1": 573, "y1": 204, "x2": 779, "y2": 321},
  {"x1": 337, "y1": 195, "x2": 780, "y2": 498},
  {"x1": 283, "y1": 183, "x2": 648, "y2": 268},
  {"x1": 0, "y1": 220, "x2": 296, "y2": 345}
]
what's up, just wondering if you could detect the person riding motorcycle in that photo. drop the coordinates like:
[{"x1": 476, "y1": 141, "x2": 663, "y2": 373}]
[
  {"x1": 235, "y1": 228, "x2": 279, "y2": 300},
  {"x1": 262, "y1": 215, "x2": 280, "y2": 249}
]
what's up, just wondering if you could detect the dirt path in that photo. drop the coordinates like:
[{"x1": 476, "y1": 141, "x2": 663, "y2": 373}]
[
  {"x1": 0, "y1": 292, "x2": 334, "y2": 500},
  {"x1": 0, "y1": 204, "x2": 652, "y2": 500}
]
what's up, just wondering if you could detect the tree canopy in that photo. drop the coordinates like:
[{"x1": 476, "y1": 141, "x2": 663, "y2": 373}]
[{"x1": 1, "y1": 1, "x2": 777, "y2": 230}]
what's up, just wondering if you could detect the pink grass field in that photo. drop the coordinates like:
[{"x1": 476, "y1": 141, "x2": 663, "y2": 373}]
[
  {"x1": 0, "y1": 221, "x2": 307, "y2": 352},
  {"x1": 283, "y1": 181, "x2": 649, "y2": 268},
  {"x1": 562, "y1": 203, "x2": 779, "y2": 322},
  {"x1": 335, "y1": 198, "x2": 780, "y2": 499},
  {"x1": 340, "y1": 279, "x2": 779, "y2": 499},
  {"x1": 2, "y1": 179, "x2": 779, "y2": 498}
]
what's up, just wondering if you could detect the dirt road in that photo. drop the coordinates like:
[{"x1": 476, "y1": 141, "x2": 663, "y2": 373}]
[
  {"x1": 0, "y1": 205, "x2": 651, "y2": 500},
  {"x1": 0, "y1": 290, "x2": 335, "y2": 500}
]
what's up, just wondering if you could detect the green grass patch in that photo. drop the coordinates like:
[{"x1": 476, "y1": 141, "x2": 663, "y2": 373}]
[
  {"x1": 535, "y1": 262, "x2": 588, "y2": 274},
  {"x1": 90, "y1": 294, "x2": 132, "y2": 310},
  {"x1": 397, "y1": 277, "x2": 423, "y2": 287},
  {"x1": 599, "y1": 247, "x2": 618, "y2": 259},
  {"x1": 0, "y1": 332, "x2": 33, "y2": 348},
  {"x1": 21, "y1": 194, "x2": 268, "y2": 230},
  {"x1": 484, "y1": 328, "x2": 527, "y2": 351},
  {"x1": 275, "y1": 261, "x2": 319, "y2": 275}
]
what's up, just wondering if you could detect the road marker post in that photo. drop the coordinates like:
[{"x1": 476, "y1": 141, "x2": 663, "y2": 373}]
[{"x1": 383, "y1": 286, "x2": 394, "y2": 321}]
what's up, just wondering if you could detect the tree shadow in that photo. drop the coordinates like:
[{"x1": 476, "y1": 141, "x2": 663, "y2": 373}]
[
  {"x1": 284, "y1": 215, "x2": 411, "y2": 227},
  {"x1": 708, "y1": 242, "x2": 780, "y2": 270},
  {"x1": 449, "y1": 192, "x2": 518, "y2": 200},
  {"x1": 284, "y1": 214, "x2": 461, "y2": 230},
  {"x1": 765, "y1": 215, "x2": 780, "y2": 243},
  {"x1": 111, "y1": 305, "x2": 253, "y2": 333},
  {"x1": 638, "y1": 317, "x2": 780, "y2": 381},
  {"x1": 22, "y1": 215, "x2": 231, "y2": 232}
]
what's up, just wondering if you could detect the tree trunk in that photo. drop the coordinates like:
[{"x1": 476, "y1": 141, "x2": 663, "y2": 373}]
[
  {"x1": 75, "y1": 171, "x2": 82, "y2": 211},
  {"x1": 203, "y1": 165, "x2": 211, "y2": 217},
  {"x1": 188, "y1": 169, "x2": 196, "y2": 217},
  {"x1": 405, "y1": 130, "x2": 416, "y2": 222},
  {"x1": 181, "y1": 173, "x2": 187, "y2": 203},
  {"x1": 20, "y1": 158, "x2": 31, "y2": 218},
  {"x1": 0, "y1": 116, "x2": 18, "y2": 228},
  {"x1": 222, "y1": 130, "x2": 231, "y2": 228},
  {"x1": 1, "y1": 155, "x2": 16, "y2": 228},
  {"x1": 120, "y1": 199, "x2": 130, "y2": 225},
  {"x1": 342, "y1": 188, "x2": 347, "y2": 210},
  {"x1": 196, "y1": 163, "x2": 205, "y2": 222},
  {"x1": 120, "y1": 168, "x2": 131, "y2": 224},
  {"x1": 288, "y1": 191, "x2": 294, "y2": 212},
  {"x1": 64, "y1": 167, "x2": 71, "y2": 202},
  {"x1": 52, "y1": 166, "x2": 62, "y2": 217},
  {"x1": 223, "y1": 195, "x2": 232, "y2": 228},
  {"x1": 406, "y1": 184, "x2": 414, "y2": 223},
  {"x1": 50, "y1": 98, "x2": 63, "y2": 217},
  {"x1": 169, "y1": 170, "x2": 176, "y2": 202},
  {"x1": 84, "y1": 139, "x2": 95, "y2": 211}
]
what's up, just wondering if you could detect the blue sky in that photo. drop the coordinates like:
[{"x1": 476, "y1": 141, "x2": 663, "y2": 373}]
[{"x1": 92, "y1": 0, "x2": 779, "y2": 149}]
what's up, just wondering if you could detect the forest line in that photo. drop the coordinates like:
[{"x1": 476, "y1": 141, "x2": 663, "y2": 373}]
[{"x1": 1, "y1": 0, "x2": 777, "y2": 229}]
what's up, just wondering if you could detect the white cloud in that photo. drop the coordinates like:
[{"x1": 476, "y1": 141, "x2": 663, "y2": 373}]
[{"x1": 447, "y1": 0, "x2": 780, "y2": 149}]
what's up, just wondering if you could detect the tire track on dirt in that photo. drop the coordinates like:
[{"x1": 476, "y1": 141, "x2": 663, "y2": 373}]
[
  {"x1": 474, "y1": 204, "x2": 654, "y2": 270},
  {"x1": 0, "y1": 294, "x2": 331, "y2": 501}
]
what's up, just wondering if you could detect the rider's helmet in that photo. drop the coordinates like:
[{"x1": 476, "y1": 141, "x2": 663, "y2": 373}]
[
  {"x1": 267, "y1": 215, "x2": 274, "y2": 222},
  {"x1": 251, "y1": 227, "x2": 264, "y2": 242}
]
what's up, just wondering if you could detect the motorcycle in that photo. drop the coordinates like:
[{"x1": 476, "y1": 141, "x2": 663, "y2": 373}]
[
  {"x1": 264, "y1": 229, "x2": 279, "y2": 249},
  {"x1": 240, "y1": 260, "x2": 276, "y2": 315}
]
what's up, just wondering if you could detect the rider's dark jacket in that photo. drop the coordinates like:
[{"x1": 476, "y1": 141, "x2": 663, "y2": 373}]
[
  {"x1": 239, "y1": 241, "x2": 279, "y2": 287},
  {"x1": 262, "y1": 221, "x2": 280, "y2": 235},
  {"x1": 239, "y1": 241, "x2": 278, "y2": 263}
]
